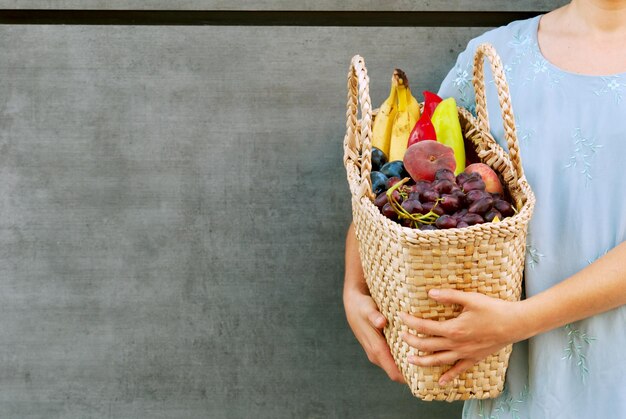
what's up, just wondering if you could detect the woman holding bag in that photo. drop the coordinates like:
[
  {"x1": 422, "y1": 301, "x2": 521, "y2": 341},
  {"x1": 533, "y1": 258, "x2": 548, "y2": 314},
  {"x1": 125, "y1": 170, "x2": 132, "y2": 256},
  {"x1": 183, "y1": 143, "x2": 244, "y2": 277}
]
[{"x1": 344, "y1": 1, "x2": 626, "y2": 417}]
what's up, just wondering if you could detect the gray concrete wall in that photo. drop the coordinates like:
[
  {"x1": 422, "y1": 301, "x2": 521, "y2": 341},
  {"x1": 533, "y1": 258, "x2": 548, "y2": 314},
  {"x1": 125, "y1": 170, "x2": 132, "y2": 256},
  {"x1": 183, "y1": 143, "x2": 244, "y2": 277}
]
[
  {"x1": 0, "y1": 4, "x2": 562, "y2": 419},
  {"x1": 0, "y1": 1, "x2": 568, "y2": 11}
]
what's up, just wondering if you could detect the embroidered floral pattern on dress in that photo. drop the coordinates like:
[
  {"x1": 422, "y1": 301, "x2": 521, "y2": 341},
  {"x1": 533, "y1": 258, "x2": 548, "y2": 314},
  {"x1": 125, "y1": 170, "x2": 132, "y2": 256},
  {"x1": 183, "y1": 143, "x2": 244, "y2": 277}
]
[
  {"x1": 515, "y1": 116, "x2": 536, "y2": 145},
  {"x1": 508, "y1": 30, "x2": 534, "y2": 68},
  {"x1": 453, "y1": 60, "x2": 476, "y2": 114},
  {"x1": 562, "y1": 323, "x2": 595, "y2": 384},
  {"x1": 563, "y1": 128, "x2": 603, "y2": 185},
  {"x1": 525, "y1": 232, "x2": 544, "y2": 270},
  {"x1": 593, "y1": 77, "x2": 624, "y2": 104},
  {"x1": 490, "y1": 384, "x2": 530, "y2": 419},
  {"x1": 525, "y1": 53, "x2": 565, "y2": 87}
]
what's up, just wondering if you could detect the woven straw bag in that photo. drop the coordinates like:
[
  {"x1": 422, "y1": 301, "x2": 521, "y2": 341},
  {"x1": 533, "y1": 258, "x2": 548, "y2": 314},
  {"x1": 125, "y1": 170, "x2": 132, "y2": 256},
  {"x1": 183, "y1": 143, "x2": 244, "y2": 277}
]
[{"x1": 343, "y1": 43, "x2": 536, "y2": 401}]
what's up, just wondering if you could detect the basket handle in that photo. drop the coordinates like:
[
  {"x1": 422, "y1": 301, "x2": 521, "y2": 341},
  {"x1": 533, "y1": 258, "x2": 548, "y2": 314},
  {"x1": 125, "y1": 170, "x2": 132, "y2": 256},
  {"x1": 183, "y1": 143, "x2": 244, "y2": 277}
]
[
  {"x1": 344, "y1": 55, "x2": 375, "y2": 201},
  {"x1": 473, "y1": 43, "x2": 524, "y2": 188}
]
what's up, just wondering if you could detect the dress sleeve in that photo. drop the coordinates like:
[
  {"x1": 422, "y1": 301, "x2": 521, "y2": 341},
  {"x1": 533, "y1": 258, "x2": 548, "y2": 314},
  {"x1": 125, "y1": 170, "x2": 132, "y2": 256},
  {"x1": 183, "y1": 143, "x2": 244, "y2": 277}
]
[{"x1": 437, "y1": 38, "x2": 479, "y2": 115}]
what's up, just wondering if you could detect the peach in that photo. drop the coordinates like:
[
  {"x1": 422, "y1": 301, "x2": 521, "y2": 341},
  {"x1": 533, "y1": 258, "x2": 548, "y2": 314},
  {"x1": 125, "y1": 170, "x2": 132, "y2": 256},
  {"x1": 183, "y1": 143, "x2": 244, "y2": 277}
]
[
  {"x1": 403, "y1": 140, "x2": 456, "y2": 182},
  {"x1": 464, "y1": 163, "x2": 504, "y2": 195}
]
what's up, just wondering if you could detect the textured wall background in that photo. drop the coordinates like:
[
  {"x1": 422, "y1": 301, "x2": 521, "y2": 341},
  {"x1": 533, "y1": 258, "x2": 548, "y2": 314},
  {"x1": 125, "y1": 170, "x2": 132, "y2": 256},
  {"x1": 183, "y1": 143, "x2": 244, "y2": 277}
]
[{"x1": 0, "y1": 3, "x2": 566, "y2": 419}]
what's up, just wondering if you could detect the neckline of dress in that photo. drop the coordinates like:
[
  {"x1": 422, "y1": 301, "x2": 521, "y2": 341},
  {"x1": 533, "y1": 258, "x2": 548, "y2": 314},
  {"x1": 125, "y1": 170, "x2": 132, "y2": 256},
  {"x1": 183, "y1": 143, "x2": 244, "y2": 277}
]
[{"x1": 531, "y1": 14, "x2": 626, "y2": 79}]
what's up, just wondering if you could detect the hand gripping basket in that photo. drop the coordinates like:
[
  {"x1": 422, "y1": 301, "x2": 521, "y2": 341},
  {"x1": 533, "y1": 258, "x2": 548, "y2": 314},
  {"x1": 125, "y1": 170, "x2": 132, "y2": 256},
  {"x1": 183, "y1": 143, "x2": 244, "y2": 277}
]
[{"x1": 343, "y1": 43, "x2": 536, "y2": 401}]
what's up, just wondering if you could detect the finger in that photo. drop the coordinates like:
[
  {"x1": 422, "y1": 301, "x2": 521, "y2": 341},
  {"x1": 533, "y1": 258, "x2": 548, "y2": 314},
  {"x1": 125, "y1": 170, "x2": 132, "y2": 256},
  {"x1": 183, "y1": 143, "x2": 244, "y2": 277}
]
[
  {"x1": 367, "y1": 310, "x2": 387, "y2": 330},
  {"x1": 407, "y1": 351, "x2": 460, "y2": 367},
  {"x1": 438, "y1": 359, "x2": 476, "y2": 386},
  {"x1": 399, "y1": 333, "x2": 453, "y2": 353},
  {"x1": 428, "y1": 288, "x2": 480, "y2": 308},
  {"x1": 377, "y1": 350, "x2": 406, "y2": 384},
  {"x1": 398, "y1": 312, "x2": 453, "y2": 338},
  {"x1": 364, "y1": 331, "x2": 406, "y2": 384}
]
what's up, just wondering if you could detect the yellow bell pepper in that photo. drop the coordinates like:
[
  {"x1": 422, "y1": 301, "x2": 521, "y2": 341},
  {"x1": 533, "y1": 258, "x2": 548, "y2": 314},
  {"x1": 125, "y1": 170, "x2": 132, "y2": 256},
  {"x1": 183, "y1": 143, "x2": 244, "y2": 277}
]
[{"x1": 431, "y1": 97, "x2": 466, "y2": 175}]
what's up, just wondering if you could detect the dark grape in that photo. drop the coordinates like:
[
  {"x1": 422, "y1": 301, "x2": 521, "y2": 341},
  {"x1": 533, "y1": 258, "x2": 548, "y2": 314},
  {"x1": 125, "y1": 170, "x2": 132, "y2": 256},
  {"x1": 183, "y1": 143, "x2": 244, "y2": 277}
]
[
  {"x1": 435, "y1": 168, "x2": 456, "y2": 182},
  {"x1": 461, "y1": 213, "x2": 485, "y2": 225},
  {"x1": 408, "y1": 192, "x2": 421, "y2": 201},
  {"x1": 371, "y1": 171, "x2": 388, "y2": 195},
  {"x1": 439, "y1": 194, "x2": 461, "y2": 214},
  {"x1": 410, "y1": 181, "x2": 431, "y2": 196},
  {"x1": 401, "y1": 218, "x2": 414, "y2": 228},
  {"x1": 451, "y1": 189, "x2": 466, "y2": 205},
  {"x1": 371, "y1": 147, "x2": 388, "y2": 172},
  {"x1": 435, "y1": 215, "x2": 458, "y2": 229},
  {"x1": 462, "y1": 178, "x2": 486, "y2": 192},
  {"x1": 484, "y1": 209, "x2": 502, "y2": 222},
  {"x1": 374, "y1": 192, "x2": 388, "y2": 209},
  {"x1": 420, "y1": 189, "x2": 440, "y2": 203},
  {"x1": 455, "y1": 172, "x2": 470, "y2": 187},
  {"x1": 422, "y1": 202, "x2": 445, "y2": 216},
  {"x1": 465, "y1": 189, "x2": 490, "y2": 204},
  {"x1": 457, "y1": 221, "x2": 470, "y2": 228},
  {"x1": 493, "y1": 199, "x2": 515, "y2": 217},
  {"x1": 382, "y1": 203, "x2": 397, "y2": 220},
  {"x1": 401, "y1": 199, "x2": 423, "y2": 215},
  {"x1": 433, "y1": 179, "x2": 455, "y2": 195},
  {"x1": 468, "y1": 197, "x2": 494, "y2": 215},
  {"x1": 452, "y1": 208, "x2": 468, "y2": 220},
  {"x1": 386, "y1": 176, "x2": 402, "y2": 190},
  {"x1": 420, "y1": 224, "x2": 438, "y2": 231},
  {"x1": 390, "y1": 189, "x2": 402, "y2": 204}
]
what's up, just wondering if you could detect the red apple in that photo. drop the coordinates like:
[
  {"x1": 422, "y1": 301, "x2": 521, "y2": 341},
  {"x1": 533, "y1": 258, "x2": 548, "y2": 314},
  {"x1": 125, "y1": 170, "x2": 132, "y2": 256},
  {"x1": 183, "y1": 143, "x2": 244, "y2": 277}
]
[
  {"x1": 403, "y1": 140, "x2": 456, "y2": 182},
  {"x1": 464, "y1": 163, "x2": 504, "y2": 195}
]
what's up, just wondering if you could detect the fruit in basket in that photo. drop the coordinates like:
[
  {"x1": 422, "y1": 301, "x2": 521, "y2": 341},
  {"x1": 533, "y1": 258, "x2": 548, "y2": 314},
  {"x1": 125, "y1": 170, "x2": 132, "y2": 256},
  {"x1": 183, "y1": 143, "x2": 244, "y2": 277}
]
[
  {"x1": 407, "y1": 114, "x2": 437, "y2": 148},
  {"x1": 370, "y1": 171, "x2": 388, "y2": 194},
  {"x1": 434, "y1": 168, "x2": 456, "y2": 182},
  {"x1": 433, "y1": 179, "x2": 455, "y2": 194},
  {"x1": 389, "y1": 70, "x2": 421, "y2": 162},
  {"x1": 431, "y1": 97, "x2": 466, "y2": 175},
  {"x1": 468, "y1": 197, "x2": 494, "y2": 215},
  {"x1": 435, "y1": 214, "x2": 457, "y2": 229},
  {"x1": 371, "y1": 147, "x2": 388, "y2": 172},
  {"x1": 423, "y1": 91, "x2": 443, "y2": 118},
  {"x1": 401, "y1": 199, "x2": 423, "y2": 215},
  {"x1": 439, "y1": 194, "x2": 461, "y2": 213},
  {"x1": 382, "y1": 203, "x2": 398, "y2": 220},
  {"x1": 461, "y1": 177, "x2": 486, "y2": 192},
  {"x1": 494, "y1": 199, "x2": 515, "y2": 217},
  {"x1": 461, "y1": 213, "x2": 485, "y2": 225},
  {"x1": 403, "y1": 140, "x2": 456, "y2": 182},
  {"x1": 464, "y1": 163, "x2": 504, "y2": 195},
  {"x1": 379, "y1": 161, "x2": 405, "y2": 179},
  {"x1": 374, "y1": 192, "x2": 388, "y2": 209},
  {"x1": 484, "y1": 209, "x2": 503, "y2": 222},
  {"x1": 371, "y1": 75, "x2": 398, "y2": 157},
  {"x1": 407, "y1": 91, "x2": 442, "y2": 148},
  {"x1": 373, "y1": 152, "x2": 516, "y2": 230}
]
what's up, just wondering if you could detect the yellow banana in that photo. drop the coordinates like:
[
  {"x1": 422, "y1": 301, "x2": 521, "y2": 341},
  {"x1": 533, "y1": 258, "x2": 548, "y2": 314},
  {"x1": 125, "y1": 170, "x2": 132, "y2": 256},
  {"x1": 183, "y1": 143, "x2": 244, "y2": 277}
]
[
  {"x1": 407, "y1": 87, "x2": 421, "y2": 122},
  {"x1": 389, "y1": 71, "x2": 419, "y2": 162},
  {"x1": 371, "y1": 74, "x2": 398, "y2": 158}
]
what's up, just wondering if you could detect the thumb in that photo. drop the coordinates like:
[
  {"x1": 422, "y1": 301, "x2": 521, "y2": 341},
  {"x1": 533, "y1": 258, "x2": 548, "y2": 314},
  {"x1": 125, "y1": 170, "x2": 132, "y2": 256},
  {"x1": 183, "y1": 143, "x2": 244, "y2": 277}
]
[{"x1": 428, "y1": 288, "x2": 476, "y2": 308}]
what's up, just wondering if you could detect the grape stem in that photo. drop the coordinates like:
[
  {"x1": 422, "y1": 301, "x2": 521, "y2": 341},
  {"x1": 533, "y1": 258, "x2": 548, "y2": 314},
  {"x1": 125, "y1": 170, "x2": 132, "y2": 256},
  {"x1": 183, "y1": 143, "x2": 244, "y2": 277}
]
[{"x1": 386, "y1": 178, "x2": 442, "y2": 227}]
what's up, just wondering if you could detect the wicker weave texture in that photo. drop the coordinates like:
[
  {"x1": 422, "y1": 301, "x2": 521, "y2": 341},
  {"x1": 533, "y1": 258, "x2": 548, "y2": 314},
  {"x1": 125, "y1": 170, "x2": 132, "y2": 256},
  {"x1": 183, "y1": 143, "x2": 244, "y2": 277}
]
[{"x1": 344, "y1": 44, "x2": 536, "y2": 401}]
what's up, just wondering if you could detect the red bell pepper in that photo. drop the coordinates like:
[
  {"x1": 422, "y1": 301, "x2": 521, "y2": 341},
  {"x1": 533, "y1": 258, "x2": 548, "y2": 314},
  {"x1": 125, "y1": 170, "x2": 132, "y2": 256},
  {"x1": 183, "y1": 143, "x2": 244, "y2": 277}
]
[
  {"x1": 407, "y1": 114, "x2": 436, "y2": 147},
  {"x1": 423, "y1": 91, "x2": 443, "y2": 119}
]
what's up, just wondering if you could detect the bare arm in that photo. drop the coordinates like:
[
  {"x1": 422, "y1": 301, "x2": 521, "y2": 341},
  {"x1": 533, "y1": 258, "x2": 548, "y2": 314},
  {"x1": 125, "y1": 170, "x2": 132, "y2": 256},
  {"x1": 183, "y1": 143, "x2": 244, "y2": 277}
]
[
  {"x1": 521, "y1": 240, "x2": 626, "y2": 337},
  {"x1": 343, "y1": 222, "x2": 405, "y2": 383}
]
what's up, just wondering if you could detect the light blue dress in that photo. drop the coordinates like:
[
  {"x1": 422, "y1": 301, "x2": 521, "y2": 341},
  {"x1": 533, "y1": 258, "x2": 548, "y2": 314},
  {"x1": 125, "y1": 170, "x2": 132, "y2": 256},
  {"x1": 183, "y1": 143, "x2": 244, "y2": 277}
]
[{"x1": 437, "y1": 15, "x2": 626, "y2": 419}]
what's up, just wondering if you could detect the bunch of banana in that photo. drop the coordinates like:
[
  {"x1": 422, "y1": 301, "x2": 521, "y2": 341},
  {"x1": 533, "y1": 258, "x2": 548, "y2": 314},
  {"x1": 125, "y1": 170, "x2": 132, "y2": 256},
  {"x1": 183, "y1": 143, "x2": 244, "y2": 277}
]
[{"x1": 371, "y1": 69, "x2": 421, "y2": 162}]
